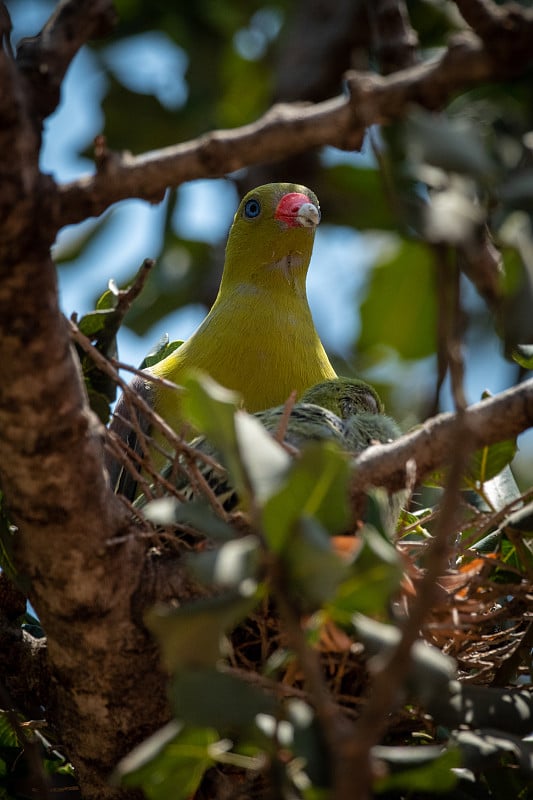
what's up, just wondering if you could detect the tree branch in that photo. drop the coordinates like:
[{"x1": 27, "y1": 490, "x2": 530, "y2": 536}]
[
  {"x1": 15, "y1": 0, "x2": 117, "y2": 123},
  {"x1": 54, "y1": 24, "x2": 533, "y2": 229},
  {"x1": 350, "y1": 378, "x2": 533, "y2": 500}
]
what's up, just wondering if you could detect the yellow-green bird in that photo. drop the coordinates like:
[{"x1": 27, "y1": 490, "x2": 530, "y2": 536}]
[
  {"x1": 135, "y1": 378, "x2": 400, "y2": 512},
  {"x1": 107, "y1": 183, "x2": 336, "y2": 497}
]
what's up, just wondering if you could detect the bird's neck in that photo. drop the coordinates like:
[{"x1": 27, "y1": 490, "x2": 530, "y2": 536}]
[{"x1": 217, "y1": 251, "x2": 310, "y2": 300}]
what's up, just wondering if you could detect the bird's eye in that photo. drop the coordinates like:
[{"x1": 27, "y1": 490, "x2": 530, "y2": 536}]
[{"x1": 244, "y1": 198, "x2": 261, "y2": 218}]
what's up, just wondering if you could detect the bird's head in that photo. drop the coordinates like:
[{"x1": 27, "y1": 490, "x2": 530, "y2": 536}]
[{"x1": 220, "y1": 183, "x2": 320, "y2": 295}]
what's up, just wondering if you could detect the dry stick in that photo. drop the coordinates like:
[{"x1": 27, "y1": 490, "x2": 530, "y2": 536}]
[
  {"x1": 273, "y1": 390, "x2": 297, "y2": 443},
  {"x1": 342, "y1": 250, "x2": 473, "y2": 800},
  {"x1": 14, "y1": 0, "x2": 117, "y2": 123},
  {"x1": 70, "y1": 321, "x2": 230, "y2": 518},
  {"x1": 366, "y1": 0, "x2": 420, "y2": 75},
  {"x1": 349, "y1": 376, "x2": 533, "y2": 500}
]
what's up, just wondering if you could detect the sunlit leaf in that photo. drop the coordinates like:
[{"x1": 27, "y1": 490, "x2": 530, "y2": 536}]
[
  {"x1": 465, "y1": 439, "x2": 518, "y2": 489},
  {"x1": 115, "y1": 720, "x2": 217, "y2": 800},
  {"x1": 140, "y1": 335, "x2": 183, "y2": 369},
  {"x1": 181, "y1": 372, "x2": 248, "y2": 498},
  {"x1": 234, "y1": 411, "x2": 291, "y2": 504}
]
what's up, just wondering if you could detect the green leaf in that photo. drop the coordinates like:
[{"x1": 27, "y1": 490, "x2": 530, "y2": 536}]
[
  {"x1": 320, "y1": 164, "x2": 397, "y2": 230},
  {"x1": 465, "y1": 439, "x2": 518, "y2": 489},
  {"x1": 115, "y1": 720, "x2": 217, "y2": 800},
  {"x1": 352, "y1": 614, "x2": 457, "y2": 705},
  {"x1": 0, "y1": 713, "x2": 19, "y2": 748},
  {"x1": 282, "y1": 518, "x2": 348, "y2": 609},
  {"x1": 373, "y1": 745, "x2": 460, "y2": 793},
  {"x1": 181, "y1": 372, "x2": 249, "y2": 499},
  {"x1": 186, "y1": 535, "x2": 262, "y2": 588},
  {"x1": 261, "y1": 442, "x2": 351, "y2": 552},
  {"x1": 234, "y1": 411, "x2": 291, "y2": 504},
  {"x1": 511, "y1": 343, "x2": 533, "y2": 369},
  {"x1": 328, "y1": 528, "x2": 403, "y2": 622},
  {"x1": 141, "y1": 498, "x2": 235, "y2": 541},
  {"x1": 145, "y1": 590, "x2": 259, "y2": 671},
  {"x1": 406, "y1": 108, "x2": 495, "y2": 183},
  {"x1": 140, "y1": 336, "x2": 183, "y2": 369},
  {"x1": 358, "y1": 239, "x2": 437, "y2": 361},
  {"x1": 498, "y1": 240, "x2": 533, "y2": 351},
  {"x1": 170, "y1": 668, "x2": 277, "y2": 729}
]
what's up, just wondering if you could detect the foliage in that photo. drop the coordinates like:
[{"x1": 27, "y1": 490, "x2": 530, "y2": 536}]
[{"x1": 109, "y1": 375, "x2": 533, "y2": 800}]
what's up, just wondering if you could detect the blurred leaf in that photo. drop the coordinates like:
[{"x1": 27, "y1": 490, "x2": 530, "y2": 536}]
[
  {"x1": 471, "y1": 530, "x2": 501, "y2": 554},
  {"x1": 0, "y1": 714, "x2": 18, "y2": 749},
  {"x1": 406, "y1": 109, "x2": 495, "y2": 184},
  {"x1": 358, "y1": 239, "x2": 437, "y2": 361},
  {"x1": 140, "y1": 497, "x2": 235, "y2": 540},
  {"x1": 261, "y1": 442, "x2": 351, "y2": 552},
  {"x1": 499, "y1": 168, "x2": 533, "y2": 213},
  {"x1": 282, "y1": 518, "x2": 348, "y2": 609},
  {"x1": 497, "y1": 231, "x2": 533, "y2": 350},
  {"x1": 116, "y1": 720, "x2": 217, "y2": 800},
  {"x1": 507, "y1": 500, "x2": 533, "y2": 535},
  {"x1": 328, "y1": 528, "x2": 403, "y2": 621},
  {"x1": 453, "y1": 729, "x2": 533, "y2": 775},
  {"x1": 170, "y1": 668, "x2": 277, "y2": 729},
  {"x1": 427, "y1": 683, "x2": 533, "y2": 737},
  {"x1": 320, "y1": 165, "x2": 397, "y2": 230},
  {"x1": 512, "y1": 343, "x2": 533, "y2": 368},
  {"x1": 353, "y1": 614, "x2": 457, "y2": 705},
  {"x1": 186, "y1": 535, "x2": 262, "y2": 588},
  {"x1": 181, "y1": 372, "x2": 248, "y2": 497},
  {"x1": 285, "y1": 700, "x2": 330, "y2": 789},
  {"x1": 234, "y1": 411, "x2": 291, "y2": 504},
  {"x1": 122, "y1": 238, "x2": 215, "y2": 337},
  {"x1": 373, "y1": 746, "x2": 460, "y2": 793},
  {"x1": 54, "y1": 217, "x2": 110, "y2": 265},
  {"x1": 145, "y1": 590, "x2": 259, "y2": 671}
]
